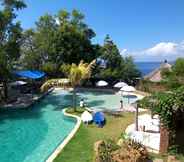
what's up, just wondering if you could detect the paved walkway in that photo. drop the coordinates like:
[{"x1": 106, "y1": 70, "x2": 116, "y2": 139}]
[{"x1": 125, "y1": 114, "x2": 160, "y2": 153}]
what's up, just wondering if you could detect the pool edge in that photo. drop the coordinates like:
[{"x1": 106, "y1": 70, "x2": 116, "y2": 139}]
[{"x1": 46, "y1": 108, "x2": 81, "y2": 162}]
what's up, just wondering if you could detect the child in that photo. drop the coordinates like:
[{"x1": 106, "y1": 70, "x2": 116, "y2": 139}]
[{"x1": 80, "y1": 99, "x2": 85, "y2": 108}]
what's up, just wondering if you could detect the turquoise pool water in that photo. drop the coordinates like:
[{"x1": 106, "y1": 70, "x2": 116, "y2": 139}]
[
  {"x1": 0, "y1": 90, "x2": 76, "y2": 162},
  {"x1": 0, "y1": 89, "x2": 137, "y2": 162},
  {"x1": 76, "y1": 90, "x2": 138, "y2": 111}
]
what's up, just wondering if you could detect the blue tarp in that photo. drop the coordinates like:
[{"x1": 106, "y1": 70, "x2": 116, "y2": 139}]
[
  {"x1": 93, "y1": 112, "x2": 105, "y2": 127},
  {"x1": 14, "y1": 70, "x2": 46, "y2": 79}
]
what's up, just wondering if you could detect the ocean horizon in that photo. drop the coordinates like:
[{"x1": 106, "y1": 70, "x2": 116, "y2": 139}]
[{"x1": 135, "y1": 62, "x2": 170, "y2": 76}]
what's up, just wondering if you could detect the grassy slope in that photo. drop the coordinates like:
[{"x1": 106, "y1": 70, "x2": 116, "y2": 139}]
[{"x1": 54, "y1": 112, "x2": 134, "y2": 162}]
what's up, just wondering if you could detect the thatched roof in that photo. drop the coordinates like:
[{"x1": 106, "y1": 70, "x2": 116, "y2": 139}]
[{"x1": 144, "y1": 62, "x2": 172, "y2": 82}]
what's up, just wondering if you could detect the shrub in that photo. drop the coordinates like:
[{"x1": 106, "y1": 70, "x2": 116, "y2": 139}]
[
  {"x1": 112, "y1": 139, "x2": 149, "y2": 162},
  {"x1": 95, "y1": 139, "x2": 149, "y2": 162}
]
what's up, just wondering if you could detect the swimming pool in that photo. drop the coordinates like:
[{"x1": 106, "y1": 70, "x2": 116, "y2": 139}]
[
  {"x1": 76, "y1": 90, "x2": 138, "y2": 111},
  {"x1": 0, "y1": 89, "x2": 138, "y2": 162},
  {"x1": 0, "y1": 90, "x2": 76, "y2": 162}
]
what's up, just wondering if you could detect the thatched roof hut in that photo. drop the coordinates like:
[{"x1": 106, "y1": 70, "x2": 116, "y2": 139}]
[{"x1": 144, "y1": 61, "x2": 172, "y2": 82}]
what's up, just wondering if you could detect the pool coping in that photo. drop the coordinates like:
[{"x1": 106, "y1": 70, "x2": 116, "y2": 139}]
[{"x1": 46, "y1": 108, "x2": 81, "y2": 162}]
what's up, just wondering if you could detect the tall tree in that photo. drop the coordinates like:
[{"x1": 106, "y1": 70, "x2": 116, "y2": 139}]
[
  {"x1": 97, "y1": 35, "x2": 140, "y2": 83},
  {"x1": 21, "y1": 9, "x2": 97, "y2": 75},
  {"x1": 0, "y1": 0, "x2": 26, "y2": 100}
]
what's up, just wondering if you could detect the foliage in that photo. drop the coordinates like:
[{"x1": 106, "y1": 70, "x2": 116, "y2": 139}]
[
  {"x1": 42, "y1": 62, "x2": 57, "y2": 76},
  {"x1": 59, "y1": 63, "x2": 71, "y2": 77},
  {"x1": 140, "y1": 87, "x2": 184, "y2": 129},
  {"x1": 161, "y1": 58, "x2": 184, "y2": 89},
  {"x1": 0, "y1": 0, "x2": 26, "y2": 100},
  {"x1": 140, "y1": 86, "x2": 184, "y2": 153},
  {"x1": 40, "y1": 78, "x2": 69, "y2": 92},
  {"x1": 137, "y1": 79, "x2": 168, "y2": 93},
  {"x1": 95, "y1": 138, "x2": 149, "y2": 162},
  {"x1": 112, "y1": 139, "x2": 149, "y2": 162},
  {"x1": 21, "y1": 9, "x2": 97, "y2": 74},
  {"x1": 96, "y1": 140, "x2": 119, "y2": 162},
  {"x1": 95, "y1": 35, "x2": 141, "y2": 84},
  {"x1": 172, "y1": 58, "x2": 184, "y2": 76}
]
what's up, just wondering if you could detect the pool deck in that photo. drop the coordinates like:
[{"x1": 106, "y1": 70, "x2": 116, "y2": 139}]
[
  {"x1": 125, "y1": 114, "x2": 160, "y2": 153},
  {"x1": 46, "y1": 108, "x2": 81, "y2": 162},
  {"x1": 0, "y1": 88, "x2": 54, "y2": 110}
]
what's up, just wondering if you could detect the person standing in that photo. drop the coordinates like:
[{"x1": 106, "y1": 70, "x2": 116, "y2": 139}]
[{"x1": 120, "y1": 100, "x2": 123, "y2": 110}]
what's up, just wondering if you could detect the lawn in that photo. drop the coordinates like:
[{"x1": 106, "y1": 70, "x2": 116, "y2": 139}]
[
  {"x1": 54, "y1": 110, "x2": 135, "y2": 162},
  {"x1": 54, "y1": 109, "x2": 184, "y2": 162}
]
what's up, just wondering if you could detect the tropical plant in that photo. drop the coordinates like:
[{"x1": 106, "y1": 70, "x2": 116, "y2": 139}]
[{"x1": 41, "y1": 60, "x2": 96, "y2": 111}]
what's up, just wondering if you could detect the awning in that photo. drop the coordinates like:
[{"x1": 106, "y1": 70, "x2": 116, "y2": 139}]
[{"x1": 14, "y1": 70, "x2": 46, "y2": 79}]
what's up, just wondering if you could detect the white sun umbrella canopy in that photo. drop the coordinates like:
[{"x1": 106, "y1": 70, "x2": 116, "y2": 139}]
[
  {"x1": 120, "y1": 85, "x2": 136, "y2": 104},
  {"x1": 114, "y1": 82, "x2": 128, "y2": 88},
  {"x1": 81, "y1": 111, "x2": 93, "y2": 123},
  {"x1": 10, "y1": 80, "x2": 27, "y2": 86},
  {"x1": 120, "y1": 85, "x2": 136, "y2": 92},
  {"x1": 96, "y1": 80, "x2": 108, "y2": 87}
]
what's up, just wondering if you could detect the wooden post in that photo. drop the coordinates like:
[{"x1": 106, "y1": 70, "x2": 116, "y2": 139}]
[
  {"x1": 159, "y1": 124, "x2": 169, "y2": 154},
  {"x1": 134, "y1": 102, "x2": 138, "y2": 131}
]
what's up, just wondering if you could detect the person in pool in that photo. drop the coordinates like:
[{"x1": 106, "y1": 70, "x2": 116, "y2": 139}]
[{"x1": 80, "y1": 98, "x2": 85, "y2": 108}]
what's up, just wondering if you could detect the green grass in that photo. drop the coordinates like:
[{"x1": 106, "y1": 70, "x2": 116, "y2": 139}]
[
  {"x1": 54, "y1": 110, "x2": 134, "y2": 162},
  {"x1": 54, "y1": 108, "x2": 184, "y2": 162}
]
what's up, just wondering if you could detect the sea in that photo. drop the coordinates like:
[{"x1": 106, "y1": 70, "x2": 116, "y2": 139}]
[{"x1": 135, "y1": 62, "x2": 163, "y2": 76}]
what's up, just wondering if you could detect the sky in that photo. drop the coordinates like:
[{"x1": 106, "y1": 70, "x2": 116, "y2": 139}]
[{"x1": 7, "y1": 0, "x2": 184, "y2": 61}]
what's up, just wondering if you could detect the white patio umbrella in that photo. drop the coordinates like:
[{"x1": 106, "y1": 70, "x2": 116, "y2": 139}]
[
  {"x1": 113, "y1": 82, "x2": 128, "y2": 88},
  {"x1": 120, "y1": 85, "x2": 135, "y2": 92},
  {"x1": 96, "y1": 80, "x2": 108, "y2": 87},
  {"x1": 10, "y1": 81, "x2": 27, "y2": 86},
  {"x1": 120, "y1": 86, "x2": 136, "y2": 104},
  {"x1": 81, "y1": 111, "x2": 93, "y2": 123}
]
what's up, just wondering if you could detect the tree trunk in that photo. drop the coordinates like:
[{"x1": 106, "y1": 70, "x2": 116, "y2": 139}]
[
  {"x1": 2, "y1": 81, "x2": 8, "y2": 101},
  {"x1": 159, "y1": 124, "x2": 169, "y2": 154},
  {"x1": 73, "y1": 87, "x2": 77, "y2": 112}
]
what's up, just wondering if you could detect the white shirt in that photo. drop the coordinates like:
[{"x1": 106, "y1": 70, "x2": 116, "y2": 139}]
[{"x1": 80, "y1": 101, "x2": 84, "y2": 107}]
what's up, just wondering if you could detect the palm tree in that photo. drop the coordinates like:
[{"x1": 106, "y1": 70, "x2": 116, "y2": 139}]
[
  {"x1": 41, "y1": 60, "x2": 96, "y2": 111},
  {"x1": 69, "y1": 60, "x2": 96, "y2": 111}
]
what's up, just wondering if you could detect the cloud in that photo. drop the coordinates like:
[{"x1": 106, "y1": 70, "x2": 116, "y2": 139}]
[
  {"x1": 120, "y1": 49, "x2": 127, "y2": 55},
  {"x1": 122, "y1": 41, "x2": 184, "y2": 62}
]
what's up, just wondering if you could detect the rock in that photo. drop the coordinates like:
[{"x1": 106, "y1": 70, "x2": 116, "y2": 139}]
[{"x1": 94, "y1": 140, "x2": 103, "y2": 162}]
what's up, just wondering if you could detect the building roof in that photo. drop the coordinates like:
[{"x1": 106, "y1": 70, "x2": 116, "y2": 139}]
[{"x1": 144, "y1": 62, "x2": 172, "y2": 82}]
